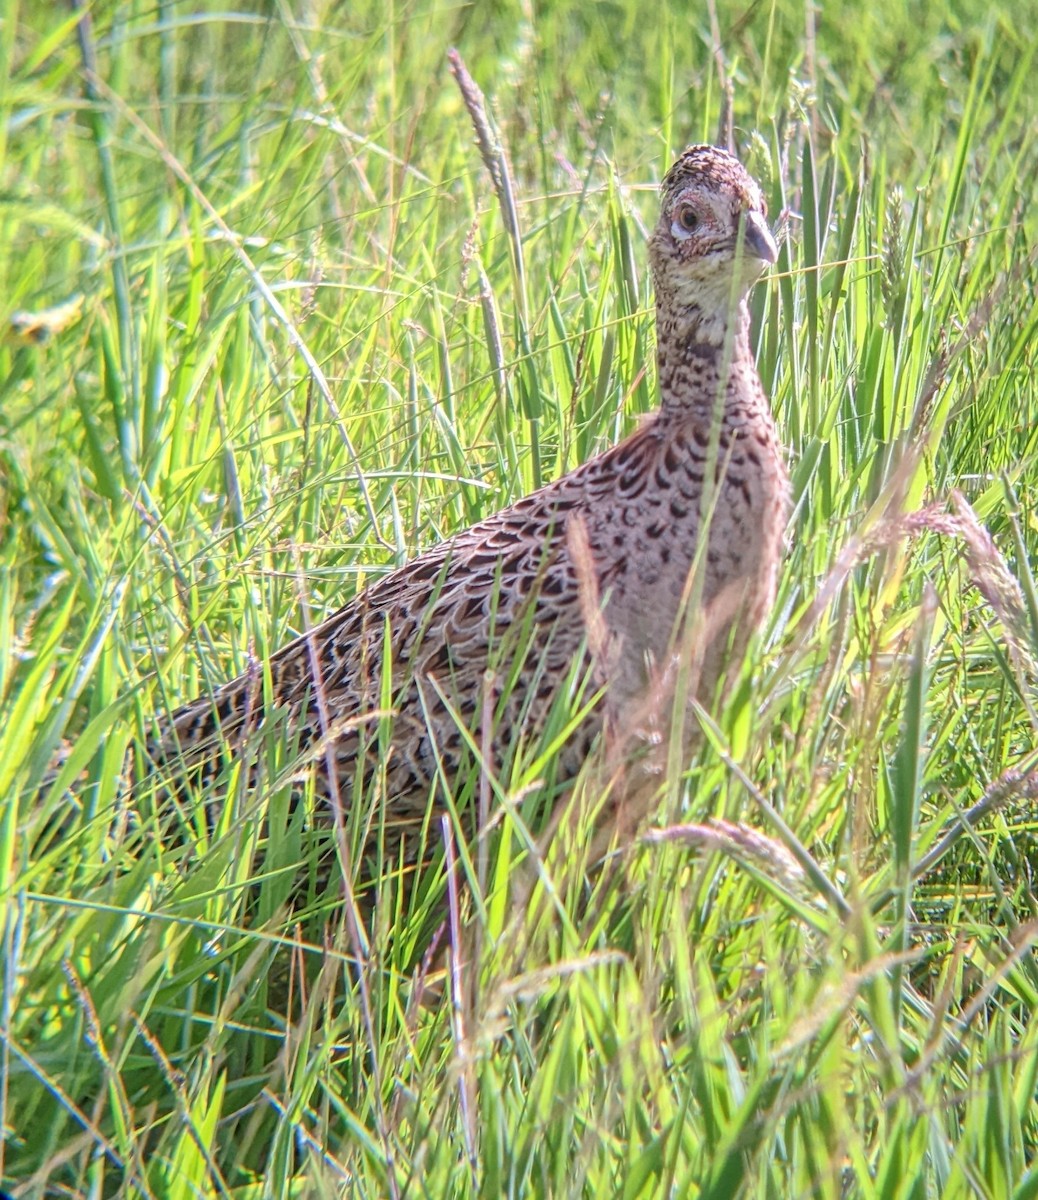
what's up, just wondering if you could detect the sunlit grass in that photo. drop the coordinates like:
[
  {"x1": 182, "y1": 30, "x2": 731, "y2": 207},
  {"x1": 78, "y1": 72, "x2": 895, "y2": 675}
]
[{"x1": 3, "y1": 1, "x2": 1038, "y2": 1196}]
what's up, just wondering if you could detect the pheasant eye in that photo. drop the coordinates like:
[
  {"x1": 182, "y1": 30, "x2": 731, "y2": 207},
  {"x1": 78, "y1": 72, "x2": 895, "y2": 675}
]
[{"x1": 677, "y1": 206, "x2": 699, "y2": 231}]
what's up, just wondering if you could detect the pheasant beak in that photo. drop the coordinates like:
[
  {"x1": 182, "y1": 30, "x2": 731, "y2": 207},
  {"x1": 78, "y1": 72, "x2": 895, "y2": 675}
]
[{"x1": 741, "y1": 211, "x2": 779, "y2": 265}]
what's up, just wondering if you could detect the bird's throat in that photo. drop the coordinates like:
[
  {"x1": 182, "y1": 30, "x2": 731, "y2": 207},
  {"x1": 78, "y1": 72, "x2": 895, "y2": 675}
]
[{"x1": 655, "y1": 297, "x2": 753, "y2": 419}]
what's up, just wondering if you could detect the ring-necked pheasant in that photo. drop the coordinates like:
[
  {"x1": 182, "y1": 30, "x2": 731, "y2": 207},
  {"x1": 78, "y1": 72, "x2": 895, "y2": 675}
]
[{"x1": 150, "y1": 145, "x2": 788, "y2": 870}]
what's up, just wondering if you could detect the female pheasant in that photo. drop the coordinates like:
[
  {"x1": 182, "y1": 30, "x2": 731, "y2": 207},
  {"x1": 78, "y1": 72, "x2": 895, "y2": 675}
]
[{"x1": 152, "y1": 145, "x2": 788, "y2": 869}]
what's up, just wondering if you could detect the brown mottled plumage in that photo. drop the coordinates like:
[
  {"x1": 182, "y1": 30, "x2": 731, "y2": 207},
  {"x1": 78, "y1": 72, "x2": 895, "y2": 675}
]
[{"x1": 151, "y1": 146, "x2": 789, "y2": 867}]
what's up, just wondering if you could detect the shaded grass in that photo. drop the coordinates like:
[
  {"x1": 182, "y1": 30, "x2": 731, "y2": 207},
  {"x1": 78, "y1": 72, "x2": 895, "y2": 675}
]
[{"x1": 4, "y1": 0, "x2": 1038, "y2": 1196}]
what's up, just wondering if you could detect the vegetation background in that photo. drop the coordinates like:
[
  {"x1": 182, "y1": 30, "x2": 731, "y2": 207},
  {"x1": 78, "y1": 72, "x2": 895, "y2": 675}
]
[{"x1": 4, "y1": 0, "x2": 1038, "y2": 1195}]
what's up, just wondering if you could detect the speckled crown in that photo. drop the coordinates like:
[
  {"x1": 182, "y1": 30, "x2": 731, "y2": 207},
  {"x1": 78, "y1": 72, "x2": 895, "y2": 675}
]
[{"x1": 661, "y1": 145, "x2": 765, "y2": 214}]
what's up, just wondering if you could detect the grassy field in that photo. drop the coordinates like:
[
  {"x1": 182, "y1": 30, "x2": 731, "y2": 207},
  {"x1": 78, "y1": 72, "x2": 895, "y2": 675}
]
[{"x1": 4, "y1": 0, "x2": 1038, "y2": 1195}]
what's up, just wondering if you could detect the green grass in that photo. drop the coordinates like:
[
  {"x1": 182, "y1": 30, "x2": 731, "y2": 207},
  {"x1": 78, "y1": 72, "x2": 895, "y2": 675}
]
[{"x1": 4, "y1": 0, "x2": 1038, "y2": 1195}]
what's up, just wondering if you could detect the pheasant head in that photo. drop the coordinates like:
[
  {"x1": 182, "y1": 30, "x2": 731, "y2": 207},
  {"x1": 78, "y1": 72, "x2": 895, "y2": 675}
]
[{"x1": 648, "y1": 145, "x2": 777, "y2": 343}]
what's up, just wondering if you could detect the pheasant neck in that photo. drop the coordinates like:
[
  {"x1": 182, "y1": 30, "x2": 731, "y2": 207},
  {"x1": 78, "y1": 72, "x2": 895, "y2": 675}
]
[{"x1": 655, "y1": 295, "x2": 753, "y2": 422}]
